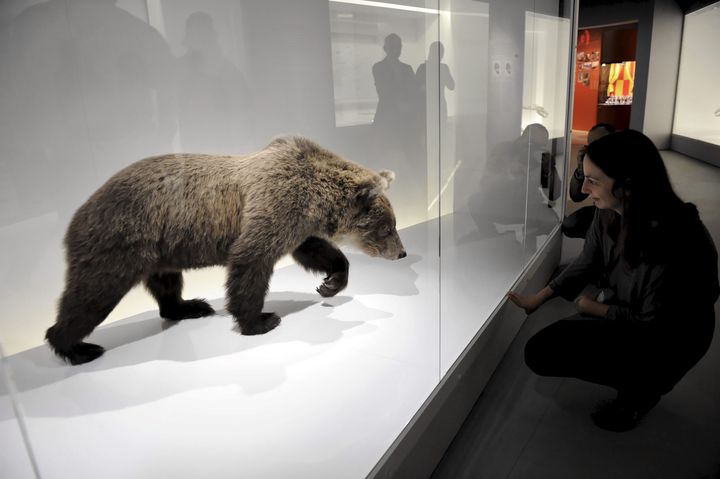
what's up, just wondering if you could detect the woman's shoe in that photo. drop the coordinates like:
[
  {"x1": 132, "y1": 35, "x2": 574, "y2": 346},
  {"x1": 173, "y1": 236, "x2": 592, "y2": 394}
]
[{"x1": 591, "y1": 392, "x2": 660, "y2": 432}]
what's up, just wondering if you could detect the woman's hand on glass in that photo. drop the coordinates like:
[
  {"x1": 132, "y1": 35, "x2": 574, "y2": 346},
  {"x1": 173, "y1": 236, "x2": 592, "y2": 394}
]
[{"x1": 507, "y1": 291, "x2": 542, "y2": 315}]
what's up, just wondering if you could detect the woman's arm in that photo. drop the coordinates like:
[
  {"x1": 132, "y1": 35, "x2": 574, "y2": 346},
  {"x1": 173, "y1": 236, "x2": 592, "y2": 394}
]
[
  {"x1": 510, "y1": 212, "x2": 607, "y2": 315},
  {"x1": 548, "y1": 210, "x2": 605, "y2": 300},
  {"x1": 576, "y1": 295, "x2": 609, "y2": 317}
]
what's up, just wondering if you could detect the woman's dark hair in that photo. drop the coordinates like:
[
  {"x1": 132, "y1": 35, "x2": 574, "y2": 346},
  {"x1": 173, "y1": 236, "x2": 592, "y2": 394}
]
[
  {"x1": 586, "y1": 129, "x2": 684, "y2": 266},
  {"x1": 589, "y1": 122, "x2": 615, "y2": 134}
]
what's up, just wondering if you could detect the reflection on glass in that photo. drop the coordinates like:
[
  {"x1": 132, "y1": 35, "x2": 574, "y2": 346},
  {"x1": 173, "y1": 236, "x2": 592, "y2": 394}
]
[
  {"x1": 416, "y1": 41, "x2": 455, "y2": 123},
  {"x1": 521, "y1": 10, "x2": 570, "y2": 260},
  {"x1": 438, "y1": 0, "x2": 495, "y2": 373},
  {"x1": 673, "y1": 2, "x2": 720, "y2": 146},
  {"x1": 329, "y1": 1, "x2": 436, "y2": 227},
  {"x1": 1, "y1": 0, "x2": 178, "y2": 356},
  {"x1": 439, "y1": 3, "x2": 570, "y2": 373},
  {"x1": 469, "y1": 123, "x2": 551, "y2": 249},
  {"x1": 177, "y1": 11, "x2": 254, "y2": 152},
  {"x1": 522, "y1": 11, "x2": 571, "y2": 139}
]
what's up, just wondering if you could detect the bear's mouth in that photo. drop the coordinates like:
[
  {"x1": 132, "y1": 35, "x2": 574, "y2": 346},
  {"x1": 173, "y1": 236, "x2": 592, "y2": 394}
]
[
  {"x1": 364, "y1": 246, "x2": 381, "y2": 258},
  {"x1": 381, "y1": 250, "x2": 406, "y2": 260}
]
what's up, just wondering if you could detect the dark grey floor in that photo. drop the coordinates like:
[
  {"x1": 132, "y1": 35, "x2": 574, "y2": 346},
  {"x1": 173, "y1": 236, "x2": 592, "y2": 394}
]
[{"x1": 432, "y1": 150, "x2": 720, "y2": 479}]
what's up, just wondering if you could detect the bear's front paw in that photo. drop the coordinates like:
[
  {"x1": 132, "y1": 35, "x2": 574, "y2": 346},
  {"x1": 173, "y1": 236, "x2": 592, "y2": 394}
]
[
  {"x1": 240, "y1": 312, "x2": 281, "y2": 335},
  {"x1": 160, "y1": 299, "x2": 215, "y2": 321},
  {"x1": 317, "y1": 271, "x2": 348, "y2": 298}
]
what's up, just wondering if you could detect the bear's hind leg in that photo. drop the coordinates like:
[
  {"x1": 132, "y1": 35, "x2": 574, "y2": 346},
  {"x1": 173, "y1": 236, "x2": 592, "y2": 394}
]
[
  {"x1": 46, "y1": 269, "x2": 137, "y2": 365},
  {"x1": 292, "y1": 237, "x2": 349, "y2": 297},
  {"x1": 145, "y1": 271, "x2": 214, "y2": 321}
]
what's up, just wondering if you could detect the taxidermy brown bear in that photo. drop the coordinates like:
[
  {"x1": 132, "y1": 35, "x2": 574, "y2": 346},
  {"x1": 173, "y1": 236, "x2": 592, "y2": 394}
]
[{"x1": 46, "y1": 136, "x2": 406, "y2": 365}]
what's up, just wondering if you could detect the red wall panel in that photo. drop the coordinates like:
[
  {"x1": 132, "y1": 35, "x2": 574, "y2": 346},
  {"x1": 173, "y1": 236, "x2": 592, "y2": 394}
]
[{"x1": 572, "y1": 28, "x2": 603, "y2": 131}]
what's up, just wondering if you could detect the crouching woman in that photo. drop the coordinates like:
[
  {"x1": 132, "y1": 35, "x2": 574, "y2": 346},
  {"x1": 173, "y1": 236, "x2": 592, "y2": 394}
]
[{"x1": 508, "y1": 129, "x2": 719, "y2": 432}]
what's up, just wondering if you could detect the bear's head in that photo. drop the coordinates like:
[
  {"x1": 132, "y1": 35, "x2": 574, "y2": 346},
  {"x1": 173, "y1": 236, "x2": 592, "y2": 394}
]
[{"x1": 349, "y1": 170, "x2": 406, "y2": 260}]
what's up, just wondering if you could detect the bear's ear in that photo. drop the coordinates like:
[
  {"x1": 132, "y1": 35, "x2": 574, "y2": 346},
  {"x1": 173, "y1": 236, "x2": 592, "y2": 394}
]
[
  {"x1": 378, "y1": 170, "x2": 395, "y2": 191},
  {"x1": 267, "y1": 135, "x2": 291, "y2": 148},
  {"x1": 355, "y1": 176, "x2": 384, "y2": 211}
]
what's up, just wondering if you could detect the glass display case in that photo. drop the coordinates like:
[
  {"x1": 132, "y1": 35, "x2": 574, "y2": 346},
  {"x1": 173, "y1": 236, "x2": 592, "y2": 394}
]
[
  {"x1": 0, "y1": 1, "x2": 574, "y2": 477},
  {"x1": 673, "y1": 2, "x2": 720, "y2": 146}
]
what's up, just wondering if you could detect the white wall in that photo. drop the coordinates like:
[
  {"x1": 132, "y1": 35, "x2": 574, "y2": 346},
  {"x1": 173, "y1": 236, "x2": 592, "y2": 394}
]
[
  {"x1": 644, "y1": 0, "x2": 683, "y2": 149},
  {"x1": 579, "y1": 0, "x2": 654, "y2": 132}
]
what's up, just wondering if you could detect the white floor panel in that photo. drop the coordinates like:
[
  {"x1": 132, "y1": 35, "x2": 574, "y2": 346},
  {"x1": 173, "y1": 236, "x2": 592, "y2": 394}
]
[{"x1": 2, "y1": 216, "x2": 546, "y2": 478}]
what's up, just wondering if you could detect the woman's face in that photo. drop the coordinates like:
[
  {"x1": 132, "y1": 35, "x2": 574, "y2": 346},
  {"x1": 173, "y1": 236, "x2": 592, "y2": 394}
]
[{"x1": 582, "y1": 155, "x2": 623, "y2": 212}]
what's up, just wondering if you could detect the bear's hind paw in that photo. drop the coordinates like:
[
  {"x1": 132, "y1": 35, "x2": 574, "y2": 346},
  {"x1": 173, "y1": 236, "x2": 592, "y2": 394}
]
[
  {"x1": 239, "y1": 313, "x2": 281, "y2": 335},
  {"x1": 160, "y1": 299, "x2": 215, "y2": 321},
  {"x1": 54, "y1": 342, "x2": 106, "y2": 365},
  {"x1": 316, "y1": 272, "x2": 348, "y2": 298}
]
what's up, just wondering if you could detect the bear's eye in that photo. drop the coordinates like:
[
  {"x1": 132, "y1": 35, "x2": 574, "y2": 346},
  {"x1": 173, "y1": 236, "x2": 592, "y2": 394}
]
[{"x1": 379, "y1": 225, "x2": 391, "y2": 238}]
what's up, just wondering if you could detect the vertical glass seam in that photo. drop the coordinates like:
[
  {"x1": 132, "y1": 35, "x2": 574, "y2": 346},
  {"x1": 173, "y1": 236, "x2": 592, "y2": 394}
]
[
  {"x1": 437, "y1": 0, "x2": 442, "y2": 383},
  {"x1": 0, "y1": 344, "x2": 42, "y2": 478}
]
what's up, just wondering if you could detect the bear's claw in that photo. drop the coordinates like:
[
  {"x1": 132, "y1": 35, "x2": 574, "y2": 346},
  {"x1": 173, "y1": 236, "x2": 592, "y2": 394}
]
[
  {"x1": 160, "y1": 299, "x2": 215, "y2": 321},
  {"x1": 317, "y1": 271, "x2": 348, "y2": 298}
]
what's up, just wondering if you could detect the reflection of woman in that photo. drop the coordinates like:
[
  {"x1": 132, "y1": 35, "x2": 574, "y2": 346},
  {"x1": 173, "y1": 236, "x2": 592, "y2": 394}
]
[
  {"x1": 415, "y1": 41, "x2": 455, "y2": 121},
  {"x1": 470, "y1": 123, "x2": 550, "y2": 231},
  {"x1": 509, "y1": 130, "x2": 719, "y2": 431},
  {"x1": 371, "y1": 33, "x2": 424, "y2": 216},
  {"x1": 372, "y1": 33, "x2": 416, "y2": 128}
]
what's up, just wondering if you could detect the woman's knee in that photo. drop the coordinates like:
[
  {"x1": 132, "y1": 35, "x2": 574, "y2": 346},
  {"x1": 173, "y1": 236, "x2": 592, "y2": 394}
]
[
  {"x1": 524, "y1": 320, "x2": 578, "y2": 376},
  {"x1": 524, "y1": 332, "x2": 553, "y2": 376}
]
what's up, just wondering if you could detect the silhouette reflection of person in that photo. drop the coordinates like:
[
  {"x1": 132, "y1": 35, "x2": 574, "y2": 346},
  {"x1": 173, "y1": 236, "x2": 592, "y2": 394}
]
[
  {"x1": 7, "y1": 0, "x2": 178, "y2": 219},
  {"x1": 178, "y1": 11, "x2": 253, "y2": 152},
  {"x1": 372, "y1": 33, "x2": 417, "y2": 131},
  {"x1": 371, "y1": 33, "x2": 424, "y2": 217},
  {"x1": 416, "y1": 41, "x2": 455, "y2": 122},
  {"x1": 468, "y1": 123, "x2": 552, "y2": 242}
]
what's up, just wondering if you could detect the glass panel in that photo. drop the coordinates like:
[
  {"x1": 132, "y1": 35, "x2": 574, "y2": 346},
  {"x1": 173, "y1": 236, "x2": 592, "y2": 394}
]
[
  {"x1": 0, "y1": 0, "x2": 440, "y2": 476},
  {"x1": 437, "y1": 0, "x2": 492, "y2": 374},
  {"x1": 0, "y1": 350, "x2": 38, "y2": 479},
  {"x1": 521, "y1": 8, "x2": 571, "y2": 262},
  {"x1": 673, "y1": 2, "x2": 720, "y2": 146},
  {"x1": 439, "y1": 0, "x2": 572, "y2": 374}
]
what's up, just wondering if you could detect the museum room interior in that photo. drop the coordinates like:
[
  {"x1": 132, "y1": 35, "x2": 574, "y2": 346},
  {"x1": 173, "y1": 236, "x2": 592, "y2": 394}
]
[{"x1": 1, "y1": 0, "x2": 718, "y2": 477}]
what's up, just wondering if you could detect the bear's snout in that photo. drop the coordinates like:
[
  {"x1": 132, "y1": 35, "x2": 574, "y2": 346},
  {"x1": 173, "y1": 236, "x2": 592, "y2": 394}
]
[{"x1": 398, "y1": 250, "x2": 407, "y2": 259}]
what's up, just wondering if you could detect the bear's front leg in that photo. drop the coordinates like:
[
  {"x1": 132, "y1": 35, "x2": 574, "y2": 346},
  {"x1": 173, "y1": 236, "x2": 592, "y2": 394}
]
[
  {"x1": 226, "y1": 255, "x2": 280, "y2": 335},
  {"x1": 292, "y1": 237, "x2": 349, "y2": 298}
]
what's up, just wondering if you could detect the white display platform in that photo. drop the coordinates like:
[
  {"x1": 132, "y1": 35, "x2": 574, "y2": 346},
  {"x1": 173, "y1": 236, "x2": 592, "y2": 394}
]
[{"x1": 0, "y1": 213, "x2": 555, "y2": 479}]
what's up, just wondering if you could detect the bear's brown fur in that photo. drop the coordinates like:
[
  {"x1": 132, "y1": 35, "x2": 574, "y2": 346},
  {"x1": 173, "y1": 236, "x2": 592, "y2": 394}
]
[{"x1": 46, "y1": 136, "x2": 405, "y2": 364}]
